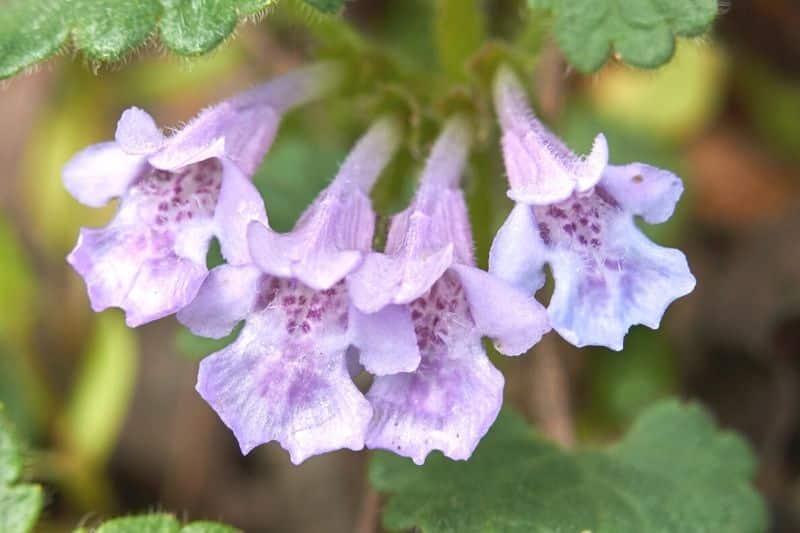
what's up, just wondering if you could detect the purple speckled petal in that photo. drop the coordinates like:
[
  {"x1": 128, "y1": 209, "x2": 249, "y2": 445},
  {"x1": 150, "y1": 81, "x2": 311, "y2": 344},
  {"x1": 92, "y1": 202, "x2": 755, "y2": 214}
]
[
  {"x1": 348, "y1": 304, "x2": 420, "y2": 375},
  {"x1": 366, "y1": 273, "x2": 503, "y2": 464},
  {"x1": 546, "y1": 215, "x2": 695, "y2": 350},
  {"x1": 348, "y1": 116, "x2": 475, "y2": 312},
  {"x1": 177, "y1": 264, "x2": 262, "y2": 338},
  {"x1": 450, "y1": 264, "x2": 550, "y2": 356},
  {"x1": 488, "y1": 202, "x2": 548, "y2": 294},
  {"x1": 115, "y1": 107, "x2": 165, "y2": 155},
  {"x1": 248, "y1": 217, "x2": 365, "y2": 291},
  {"x1": 347, "y1": 245, "x2": 454, "y2": 313},
  {"x1": 492, "y1": 178, "x2": 695, "y2": 350},
  {"x1": 68, "y1": 160, "x2": 225, "y2": 325},
  {"x1": 247, "y1": 117, "x2": 401, "y2": 290},
  {"x1": 600, "y1": 163, "x2": 684, "y2": 224},
  {"x1": 62, "y1": 142, "x2": 147, "y2": 208},
  {"x1": 213, "y1": 160, "x2": 269, "y2": 265},
  {"x1": 494, "y1": 65, "x2": 608, "y2": 204},
  {"x1": 366, "y1": 352, "x2": 503, "y2": 465},
  {"x1": 196, "y1": 279, "x2": 371, "y2": 464}
]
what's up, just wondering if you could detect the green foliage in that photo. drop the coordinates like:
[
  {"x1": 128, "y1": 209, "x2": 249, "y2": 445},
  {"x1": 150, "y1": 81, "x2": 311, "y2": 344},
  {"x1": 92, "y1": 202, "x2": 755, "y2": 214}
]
[
  {"x1": 82, "y1": 513, "x2": 240, "y2": 533},
  {"x1": 529, "y1": 0, "x2": 718, "y2": 72},
  {"x1": 371, "y1": 400, "x2": 766, "y2": 533},
  {"x1": 175, "y1": 324, "x2": 242, "y2": 361},
  {"x1": 302, "y1": 0, "x2": 346, "y2": 14},
  {"x1": 64, "y1": 313, "x2": 138, "y2": 465},
  {"x1": 253, "y1": 133, "x2": 346, "y2": 232},
  {"x1": 434, "y1": 0, "x2": 486, "y2": 78},
  {"x1": 586, "y1": 327, "x2": 677, "y2": 428},
  {"x1": 0, "y1": 0, "x2": 276, "y2": 79},
  {"x1": 0, "y1": 406, "x2": 43, "y2": 533}
]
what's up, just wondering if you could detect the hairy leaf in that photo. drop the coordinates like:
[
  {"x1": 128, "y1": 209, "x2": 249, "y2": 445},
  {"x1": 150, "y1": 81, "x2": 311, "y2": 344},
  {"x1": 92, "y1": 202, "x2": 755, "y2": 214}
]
[
  {"x1": 91, "y1": 513, "x2": 240, "y2": 533},
  {"x1": 371, "y1": 400, "x2": 766, "y2": 533},
  {"x1": 0, "y1": 406, "x2": 43, "y2": 533},
  {"x1": 529, "y1": 0, "x2": 718, "y2": 72},
  {"x1": 0, "y1": 0, "x2": 276, "y2": 79}
]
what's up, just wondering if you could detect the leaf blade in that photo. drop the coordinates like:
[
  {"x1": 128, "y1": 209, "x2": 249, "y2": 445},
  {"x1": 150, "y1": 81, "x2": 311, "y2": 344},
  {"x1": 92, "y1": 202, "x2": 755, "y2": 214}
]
[
  {"x1": 0, "y1": 0, "x2": 277, "y2": 79},
  {"x1": 530, "y1": 0, "x2": 718, "y2": 72},
  {"x1": 372, "y1": 400, "x2": 767, "y2": 533}
]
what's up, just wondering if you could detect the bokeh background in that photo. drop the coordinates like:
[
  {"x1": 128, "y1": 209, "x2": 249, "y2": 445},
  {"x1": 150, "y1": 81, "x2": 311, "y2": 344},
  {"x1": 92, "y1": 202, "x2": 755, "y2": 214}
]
[{"x1": 1, "y1": 1, "x2": 799, "y2": 531}]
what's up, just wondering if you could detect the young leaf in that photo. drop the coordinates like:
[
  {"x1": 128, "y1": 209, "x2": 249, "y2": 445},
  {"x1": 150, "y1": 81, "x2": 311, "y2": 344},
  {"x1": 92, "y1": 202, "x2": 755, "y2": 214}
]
[
  {"x1": 88, "y1": 513, "x2": 240, "y2": 533},
  {"x1": 0, "y1": 0, "x2": 276, "y2": 80},
  {"x1": 371, "y1": 400, "x2": 766, "y2": 533},
  {"x1": 0, "y1": 406, "x2": 43, "y2": 533},
  {"x1": 529, "y1": 0, "x2": 718, "y2": 72}
]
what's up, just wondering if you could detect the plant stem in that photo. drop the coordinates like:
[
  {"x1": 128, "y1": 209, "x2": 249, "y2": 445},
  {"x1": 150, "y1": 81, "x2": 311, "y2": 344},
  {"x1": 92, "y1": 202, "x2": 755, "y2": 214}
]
[{"x1": 528, "y1": 334, "x2": 575, "y2": 447}]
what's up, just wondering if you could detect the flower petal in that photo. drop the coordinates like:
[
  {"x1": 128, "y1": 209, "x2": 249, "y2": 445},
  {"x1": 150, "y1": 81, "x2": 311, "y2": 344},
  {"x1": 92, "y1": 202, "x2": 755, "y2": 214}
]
[
  {"x1": 62, "y1": 142, "x2": 147, "y2": 208},
  {"x1": 347, "y1": 245, "x2": 454, "y2": 313},
  {"x1": 488, "y1": 202, "x2": 548, "y2": 293},
  {"x1": 122, "y1": 254, "x2": 208, "y2": 327},
  {"x1": 247, "y1": 216, "x2": 365, "y2": 291},
  {"x1": 196, "y1": 281, "x2": 372, "y2": 464},
  {"x1": 451, "y1": 264, "x2": 550, "y2": 356},
  {"x1": 347, "y1": 142, "x2": 475, "y2": 313},
  {"x1": 213, "y1": 160, "x2": 269, "y2": 265},
  {"x1": 500, "y1": 130, "x2": 577, "y2": 204},
  {"x1": 365, "y1": 272, "x2": 504, "y2": 464},
  {"x1": 366, "y1": 348, "x2": 503, "y2": 465},
  {"x1": 114, "y1": 107, "x2": 165, "y2": 155},
  {"x1": 600, "y1": 163, "x2": 684, "y2": 224},
  {"x1": 149, "y1": 104, "x2": 279, "y2": 175},
  {"x1": 246, "y1": 118, "x2": 401, "y2": 290},
  {"x1": 348, "y1": 304, "x2": 420, "y2": 375},
  {"x1": 546, "y1": 219, "x2": 695, "y2": 351},
  {"x1": 68, "y1": 160, "x2": 226, "y2": 325},
  {"x1": 177, "y1": 264, "x2": 262, "y2": 338},
  {"x1": 67, "y1": 225, "x2": 147, "y2": 313},
  {"x1": 149, "y1": 63, "x2": 343, "y2": 175},
  {"x1": 494, "y1": 65, "x2": 608, "y2": 204}
]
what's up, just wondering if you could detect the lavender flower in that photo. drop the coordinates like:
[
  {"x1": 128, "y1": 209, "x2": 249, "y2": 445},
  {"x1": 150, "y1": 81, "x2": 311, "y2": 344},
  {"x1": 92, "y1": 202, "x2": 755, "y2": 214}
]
[
  {"x1": 178, "y1": 117, "x2": 422, "y2": 464},
  {"x1": 65, "y1": 63, "x2": 342, "y2": 326},
  {"x1": 490, "y1": 66, "x2": 696, "y2": 351},
  {"x1": 347, "y1": 116, "x2": 551, "y2": 464}
]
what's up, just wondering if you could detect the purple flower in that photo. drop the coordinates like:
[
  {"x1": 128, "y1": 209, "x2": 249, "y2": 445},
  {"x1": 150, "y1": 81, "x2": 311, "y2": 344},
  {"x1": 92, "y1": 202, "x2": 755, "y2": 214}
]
[
  {"x1": 64, "y1": 63, "x2": 342, "y2": 326},
  {"x1": 490, "y1": 66, "x2": 696, "y2": 351},
  {"x1": 178, "y1": 117, "x2": 422, "y2": 464},
  {"x1": 347, "y1": 116, "x2": 551, "y2": 464}
]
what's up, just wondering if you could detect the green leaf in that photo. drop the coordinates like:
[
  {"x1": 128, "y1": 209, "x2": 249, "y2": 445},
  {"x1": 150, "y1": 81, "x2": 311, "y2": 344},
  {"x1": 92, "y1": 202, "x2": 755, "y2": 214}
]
[
  {"x1": 253, "y1": 134, "x2": 346, "y2": 232},
  {"x1": 302, "y1": 0, "x2": 346, "y2": 14},
  {"x1": 89, "y1": 513, "x2": 240, "y2": 533},
  {"x1": 0, "y1": 485, "x2": 44, "y2": 533},
  {"x1": 181, "y1": 521, "x2": 241, "y2": 533},
  {"x1": 0, "y1": 0, "x2": 276, "y2": 80},
  {"x1": 0, "y1": 406, "x2": 43, "y2": 533},
  {"x1": 529, "y1": 0, "x2": 718, "y2": 72},
  {"x1": 0, "y1": 407, "x2": 23, "y2": 485},
  {"x1": 95, "y1": 514, "x2": 181, "y2": 532},
  {"x1": 371, "y1": 400, "x2": 766, "y2": 533}
]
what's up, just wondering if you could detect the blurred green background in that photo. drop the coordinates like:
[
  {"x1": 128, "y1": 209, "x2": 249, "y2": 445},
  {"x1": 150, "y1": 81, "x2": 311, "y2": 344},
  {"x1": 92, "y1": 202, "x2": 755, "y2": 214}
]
[{"x1": 1, "y1": 1, "x2": 799, "y2": 531}]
